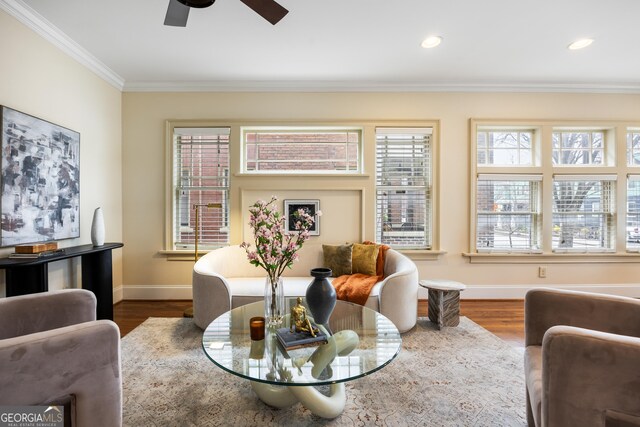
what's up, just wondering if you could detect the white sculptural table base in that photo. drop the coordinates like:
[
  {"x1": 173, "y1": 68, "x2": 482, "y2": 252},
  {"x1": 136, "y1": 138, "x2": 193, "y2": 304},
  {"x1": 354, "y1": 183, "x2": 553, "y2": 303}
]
[
  {"x1": 250, "y1": 329, "x2": 357, "y2": 419},
  {"x1": 251, "y1": 381, "x2": 346, "y2": 419}
]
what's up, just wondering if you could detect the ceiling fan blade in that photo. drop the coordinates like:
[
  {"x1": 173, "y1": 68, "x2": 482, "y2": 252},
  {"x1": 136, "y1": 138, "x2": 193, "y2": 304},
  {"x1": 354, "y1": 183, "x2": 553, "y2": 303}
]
[
  {"x1": 238, "y1": 0, "x2": 289, "y2": 25},
  {"x1": 164, "y1": 0, "x2": 190, "y2": 27},
  {"x1": 178, "y1": 0, "x2": 215, "y2": 8}
]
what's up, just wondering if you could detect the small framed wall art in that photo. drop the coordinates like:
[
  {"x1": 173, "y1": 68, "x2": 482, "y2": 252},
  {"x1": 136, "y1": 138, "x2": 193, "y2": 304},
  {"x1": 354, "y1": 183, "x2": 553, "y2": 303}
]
[
  {"x1": 0, "y1": 106, "x2": 80, "y2": 246},
  {"x1": 284, "y1": 199, "x2": 320, "y2": 236}
]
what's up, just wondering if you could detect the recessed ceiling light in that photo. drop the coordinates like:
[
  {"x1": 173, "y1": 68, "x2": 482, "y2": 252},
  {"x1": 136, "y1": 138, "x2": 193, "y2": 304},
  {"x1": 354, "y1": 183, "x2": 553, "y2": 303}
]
[
  {"x1": 421, "y1": 36, "x2": 443, "y2": 49},
  {"x1": 568, "y1": 38, "x2": 594, "y2": 50}
]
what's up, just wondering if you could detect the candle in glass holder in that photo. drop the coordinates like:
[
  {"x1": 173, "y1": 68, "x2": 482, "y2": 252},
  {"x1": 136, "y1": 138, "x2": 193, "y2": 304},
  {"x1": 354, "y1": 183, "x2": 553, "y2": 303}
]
[{"x1": 250, "y1": 316, "x2": 265, "y2": 341}]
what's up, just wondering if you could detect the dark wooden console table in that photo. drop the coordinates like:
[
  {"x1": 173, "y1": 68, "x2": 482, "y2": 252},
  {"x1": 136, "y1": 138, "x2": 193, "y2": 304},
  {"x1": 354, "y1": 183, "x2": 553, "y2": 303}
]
[{"x1": 0, "y1": 242, "x2": 123, "y2": 320}]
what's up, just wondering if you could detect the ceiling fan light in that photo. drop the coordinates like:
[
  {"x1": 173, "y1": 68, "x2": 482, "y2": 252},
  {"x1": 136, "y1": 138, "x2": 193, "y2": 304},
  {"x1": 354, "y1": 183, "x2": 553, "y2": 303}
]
[
  {"x1": 421, "y1": 36, "x2": 443, "y2": 49},
  {"x1": 568, "y1": 38, "x2": 594, "y2": 50},
  {"x1": 177, "y1": 0, "x2": 215, "y2": 8}
]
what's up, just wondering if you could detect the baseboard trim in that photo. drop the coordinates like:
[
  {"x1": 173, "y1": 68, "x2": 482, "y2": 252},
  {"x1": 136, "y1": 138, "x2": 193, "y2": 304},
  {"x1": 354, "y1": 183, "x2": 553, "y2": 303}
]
[
  {"x1": 123, "y1": 285, "x2": 192, "y2": 300},
  {"x1": 113, "y1": 286, "x2": 123, "y2": 303},
  {"x1": 459, "y1": 284, "x2": 640, "y2": 299},
  {"x1": 121, "y1": 284, "x2": 640, "y2": 301}
]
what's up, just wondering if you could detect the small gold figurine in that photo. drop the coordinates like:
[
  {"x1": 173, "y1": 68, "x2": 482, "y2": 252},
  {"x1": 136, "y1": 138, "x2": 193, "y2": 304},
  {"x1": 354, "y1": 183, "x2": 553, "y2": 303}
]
[{"x1": 290, "y1": 297, "x2": 319, "y2": 337}]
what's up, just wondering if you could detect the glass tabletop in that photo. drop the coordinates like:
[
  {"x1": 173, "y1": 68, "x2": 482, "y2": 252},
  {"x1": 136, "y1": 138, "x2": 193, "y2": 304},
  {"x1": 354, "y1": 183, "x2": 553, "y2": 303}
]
[{"x1": 202, "y1": 299, "x2": 402, "y2": 386}]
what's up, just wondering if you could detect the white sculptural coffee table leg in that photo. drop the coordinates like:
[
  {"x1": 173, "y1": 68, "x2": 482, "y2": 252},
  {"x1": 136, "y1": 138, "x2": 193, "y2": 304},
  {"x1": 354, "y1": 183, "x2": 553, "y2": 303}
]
[{"x1": 250, "y1": 329, "x2": 359, "y2": 419}]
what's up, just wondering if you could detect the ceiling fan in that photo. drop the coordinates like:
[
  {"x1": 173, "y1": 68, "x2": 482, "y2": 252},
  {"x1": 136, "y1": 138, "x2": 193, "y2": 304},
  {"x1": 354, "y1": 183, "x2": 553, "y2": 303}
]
[{"x1": 164, "y1": 0, "x2": 288, "y2": 27}]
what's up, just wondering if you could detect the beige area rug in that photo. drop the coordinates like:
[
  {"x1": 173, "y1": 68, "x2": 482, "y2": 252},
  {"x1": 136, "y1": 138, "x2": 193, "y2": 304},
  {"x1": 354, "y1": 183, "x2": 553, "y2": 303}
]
[{"x1": 121, "y1": 317, "x2": 526, "y2": 426}]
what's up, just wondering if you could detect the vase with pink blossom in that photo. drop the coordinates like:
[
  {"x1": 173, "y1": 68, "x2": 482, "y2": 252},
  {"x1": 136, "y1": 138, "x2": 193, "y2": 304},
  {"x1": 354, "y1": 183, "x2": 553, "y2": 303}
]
[{"x1": 241, "y1": 196, "x2": 318, "y2": 327}]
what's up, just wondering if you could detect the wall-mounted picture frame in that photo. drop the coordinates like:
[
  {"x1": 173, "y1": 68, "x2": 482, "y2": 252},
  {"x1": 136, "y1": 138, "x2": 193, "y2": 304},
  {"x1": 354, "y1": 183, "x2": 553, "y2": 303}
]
[
  {"x1": 0, "y1": 106, "x2": 80, "y2": 246},
  {"x1": 284, "y1": 199, "x2": 320, "y2": 236}
]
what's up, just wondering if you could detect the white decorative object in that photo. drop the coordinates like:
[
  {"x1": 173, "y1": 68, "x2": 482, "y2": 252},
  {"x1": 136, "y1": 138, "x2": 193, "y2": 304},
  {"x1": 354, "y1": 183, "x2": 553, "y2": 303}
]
[
  {"x1": 91, "y1": 207, "x2": 105, "y2": 246},
  {"x1": 249, "y1": 328, "x2": 359, "y2": 418}
]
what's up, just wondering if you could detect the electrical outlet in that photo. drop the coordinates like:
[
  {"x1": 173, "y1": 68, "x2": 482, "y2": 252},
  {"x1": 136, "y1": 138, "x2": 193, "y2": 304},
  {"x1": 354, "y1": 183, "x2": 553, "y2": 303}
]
[{"x1": 538, "y1": 266, "x2": 547, "y2": 278}]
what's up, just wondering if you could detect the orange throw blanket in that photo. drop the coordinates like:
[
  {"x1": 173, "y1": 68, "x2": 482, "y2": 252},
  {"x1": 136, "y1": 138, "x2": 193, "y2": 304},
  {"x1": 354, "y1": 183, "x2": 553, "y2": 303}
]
[
  {"x1": 332, "y1": 273, "x2": 380, "y2": 306},
  {"x1": 332, "y1": 242, "x2": 390, "y2": 306}
]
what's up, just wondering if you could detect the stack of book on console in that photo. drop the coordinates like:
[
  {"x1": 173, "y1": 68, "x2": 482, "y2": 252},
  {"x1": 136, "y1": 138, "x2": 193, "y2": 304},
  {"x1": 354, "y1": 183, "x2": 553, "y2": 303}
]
[
  {"x1": 275, "y1": 328, "x2": 328, "y2": 350},
  {"x1": 9, "y1": 242, "x2": 64, "y2": 259}
]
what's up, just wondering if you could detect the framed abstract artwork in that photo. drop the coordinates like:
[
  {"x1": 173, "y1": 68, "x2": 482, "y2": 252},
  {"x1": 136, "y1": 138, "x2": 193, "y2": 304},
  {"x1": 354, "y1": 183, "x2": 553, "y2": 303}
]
[
  {"x1": 284, "y1": 199, "x2": 320, "y2": 236},
  {"x1": 0, "y1": 106, "x2": 80, "y2": 246}
]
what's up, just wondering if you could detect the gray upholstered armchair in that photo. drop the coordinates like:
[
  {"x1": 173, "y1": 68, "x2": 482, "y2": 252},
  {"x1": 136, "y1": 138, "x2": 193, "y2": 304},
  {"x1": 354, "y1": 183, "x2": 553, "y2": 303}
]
[
  {"x1": 524, "y1": 288, "x2": 640, "y2": 427},
  {"x1": 0, "y1": 289, "x2": 122, "y2": 427}
]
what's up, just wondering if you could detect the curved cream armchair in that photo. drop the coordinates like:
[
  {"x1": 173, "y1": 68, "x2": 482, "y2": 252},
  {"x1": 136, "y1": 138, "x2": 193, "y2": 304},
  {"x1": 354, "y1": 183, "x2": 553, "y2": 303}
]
[{"x1": 193, "y1": 244, "x2": 418, "y2": 333}]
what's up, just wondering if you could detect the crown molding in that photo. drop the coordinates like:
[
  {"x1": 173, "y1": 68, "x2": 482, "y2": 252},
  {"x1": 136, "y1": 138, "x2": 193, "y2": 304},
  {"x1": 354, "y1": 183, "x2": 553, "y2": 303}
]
[
  {"x1": 0, "y1": 0, "x2": 124, "y2": 90},
  {"x1": 3, "y1": 0, "x2": 639, "y2": 95},
  {"x1": 123, "y1": 80, "x2": 640, "y2": 94}
]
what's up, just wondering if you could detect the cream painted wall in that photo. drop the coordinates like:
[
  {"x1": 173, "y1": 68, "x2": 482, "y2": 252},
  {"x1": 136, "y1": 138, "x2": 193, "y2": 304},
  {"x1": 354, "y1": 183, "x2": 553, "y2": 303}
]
[
  {"x1": 123, "y1": 91, "x2": 640, "y2": 299},
  {"x1": 240, "y1": 190, "x2": 363, "y2": 245},
  {"x1": 0, "y1": 10, "x2": 123, "y2": 298}
]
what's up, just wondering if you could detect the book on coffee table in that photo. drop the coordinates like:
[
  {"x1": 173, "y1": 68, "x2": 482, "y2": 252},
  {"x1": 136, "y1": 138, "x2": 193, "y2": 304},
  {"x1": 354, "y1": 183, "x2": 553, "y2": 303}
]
[{"x1": 275, "y1": 328, "x2": 328, "y2": 350}]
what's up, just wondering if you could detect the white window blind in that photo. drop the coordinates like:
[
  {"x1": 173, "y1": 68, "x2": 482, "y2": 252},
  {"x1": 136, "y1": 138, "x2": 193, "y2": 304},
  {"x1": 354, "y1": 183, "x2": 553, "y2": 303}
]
[
  {"x1": 627, "y1": 175, "x2": 640, "y2": 251},
  {"x1": 476, "y1": 175, "x2": 541, "y2": 252},
  {"x1": 627, "y1": 130, "x2": 640, "y2": 166},
  {"x1": 477, "y1": 130, "x2": 533, "y2": 166},
  {"x1": 552, "y1": 176, "x2": 615, "y2": 252},
  {"x1": 375, "y1": 128, "x2": 431, "y2": 249},
  {"x1": 173, "y1": 127, "x2": 230, "y2": 250},
  {"x1": 242, "y1": 127, "x2": 361, "y2": 173},
  {"x1": 552, "y1": 131, "x2": 604, "y2": 166}
]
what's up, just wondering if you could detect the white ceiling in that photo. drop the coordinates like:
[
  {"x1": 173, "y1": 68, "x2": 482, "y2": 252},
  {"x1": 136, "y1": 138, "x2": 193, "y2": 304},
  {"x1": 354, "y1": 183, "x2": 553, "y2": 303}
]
[{"x1": 7, "y1": 0, "x2": 640, "y2": 92}]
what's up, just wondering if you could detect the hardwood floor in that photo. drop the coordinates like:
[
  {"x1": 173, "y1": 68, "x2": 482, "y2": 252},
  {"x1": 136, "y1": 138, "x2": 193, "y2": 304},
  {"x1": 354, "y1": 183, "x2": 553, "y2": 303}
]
[
  {"x1": 461, "y1": 300, "x2": 524, "y2": 347},
  {"x1": 113, "y1": 299, "x2": 193, "y2": 337},
  {"x1": 115, "y1": 299, "x2": 525, "y2": 346}
]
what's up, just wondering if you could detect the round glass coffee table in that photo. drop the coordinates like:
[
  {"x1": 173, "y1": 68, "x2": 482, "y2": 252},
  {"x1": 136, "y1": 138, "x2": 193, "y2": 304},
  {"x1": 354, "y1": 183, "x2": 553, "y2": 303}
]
[{"x1": 202, "y1": 299, "x2": 402, "y2": 419}]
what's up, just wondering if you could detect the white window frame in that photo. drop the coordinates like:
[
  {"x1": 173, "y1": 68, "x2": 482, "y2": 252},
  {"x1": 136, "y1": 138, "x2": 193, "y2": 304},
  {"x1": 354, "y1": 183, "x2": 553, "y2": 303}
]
[
  {"x1": 551, "y1": 175, "x2": 616, "y2": 253},
  {"x1": 240, "y1": 126, "x2": 362, "y2": 175},
  {"x1": 162, "y1": 120, "x2": 441, "y2": 259},
  {"x1": 552, "y1": 129, "x2": 607, "y2": 166},
  {"x1": 468, "y1": 120, "x2": 640, "y2": 262},
  {"x1": 375, "y1": 127, "x2": 432, "y2": 249},
  {"x1": 626, "y1": 175, "x2": 640, "y2": 252},
  {"x1": 476, "y1": 129, "x2": 534, "y2": 166},
  {"x1": 627, "y1": 129, "x2": 640, "y2": 166},
  {"x1": 169, "y1": 127, "x2": 230, "y2": 251},
  {"x1": 476, "y1": 174, "x2": 542, "y2": 253}
]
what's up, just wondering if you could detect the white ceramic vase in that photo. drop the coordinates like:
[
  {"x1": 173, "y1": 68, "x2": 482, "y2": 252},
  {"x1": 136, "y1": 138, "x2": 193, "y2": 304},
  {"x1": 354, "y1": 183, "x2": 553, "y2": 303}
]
[{"x1": 91, "y1": 207, "x2": 105, "y2": 246}]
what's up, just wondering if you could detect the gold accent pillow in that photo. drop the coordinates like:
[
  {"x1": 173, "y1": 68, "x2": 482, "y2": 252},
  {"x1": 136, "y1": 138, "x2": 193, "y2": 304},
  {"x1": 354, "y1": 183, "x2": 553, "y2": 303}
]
[
  {"x1": 322, "y1": 244, "x2": 353, "y2": 277},
  {"x1": 351, "y1": 243, "x2": 379, "y2": 276}
]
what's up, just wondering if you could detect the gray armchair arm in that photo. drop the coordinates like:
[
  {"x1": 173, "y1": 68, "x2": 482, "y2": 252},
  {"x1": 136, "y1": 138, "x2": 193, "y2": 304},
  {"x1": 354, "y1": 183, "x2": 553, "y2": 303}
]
[
  {"x1": 0, "y1": 289, "x2": 96, "y2": 340},
  {"x1": 542, "y1": 325, "x2": 640, "y2": 426},
  {"x1": 0, "y1": 320, "x2": 122, "y2": 427},
  {"x1": 524, "y1": 288, "x2": 640, "y2": 346}
]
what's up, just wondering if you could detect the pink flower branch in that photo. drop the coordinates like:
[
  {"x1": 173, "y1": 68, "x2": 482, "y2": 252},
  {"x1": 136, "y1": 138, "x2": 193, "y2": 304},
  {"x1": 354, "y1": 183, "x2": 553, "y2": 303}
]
[{"x1": 241, "y1": 196, "x2": 316, "y2": 286}]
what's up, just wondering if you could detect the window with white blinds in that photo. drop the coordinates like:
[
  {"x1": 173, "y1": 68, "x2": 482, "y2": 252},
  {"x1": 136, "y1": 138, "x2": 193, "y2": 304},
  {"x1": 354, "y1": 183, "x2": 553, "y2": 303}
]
[
  {"x1": 552, "y1": 131, "x2": 605, "y2": 166},
  {"x1": 627, "y1": 130, "x2": 640, "y2": 166},
  {"x1": 472, "y1": 121, "x2": 640, "y2": 256},
  {"x1": 375, "y1": 128, "x2": 431, "y2": 249},
  {"x1": 477, "y1": 130, "x2": 533, "y2": 166},
  {"x1": 242, "y1": 127, "x2": 361, "y2": 173},
  {"x1": 627, "y1": 175, "x2": 640, "y2": 251},
  {"x1": 173, "y1": 127, "x2": 230, "y2": 250},
  {"x1": 552, "y1": 176, "x2": 616, "y2": 252},
  {"x1": 476, "y1": 175, "x2": 541, "y2": 252}
]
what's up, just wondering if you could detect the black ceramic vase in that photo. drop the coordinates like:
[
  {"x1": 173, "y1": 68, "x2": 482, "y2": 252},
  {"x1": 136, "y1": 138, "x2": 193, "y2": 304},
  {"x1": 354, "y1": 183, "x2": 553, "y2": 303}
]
[{"x1": 305, "y1": 267, "x2": 336, "y2": 326}]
